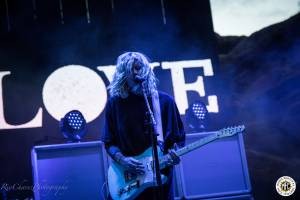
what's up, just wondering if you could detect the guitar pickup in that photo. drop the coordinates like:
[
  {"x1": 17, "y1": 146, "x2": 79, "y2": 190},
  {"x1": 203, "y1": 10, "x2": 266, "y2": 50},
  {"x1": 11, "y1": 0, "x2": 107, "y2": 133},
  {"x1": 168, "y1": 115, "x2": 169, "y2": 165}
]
[{"x1": 124, "y1": 171, "x2": 138, "y2": 182}]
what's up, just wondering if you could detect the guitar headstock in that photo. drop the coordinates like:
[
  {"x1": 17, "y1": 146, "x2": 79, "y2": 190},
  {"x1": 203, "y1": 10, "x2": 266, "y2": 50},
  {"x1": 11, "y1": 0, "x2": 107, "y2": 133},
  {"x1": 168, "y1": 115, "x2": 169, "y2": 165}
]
[{"x1": 216, "y1": 125, "x2": 245, "y2": 138}]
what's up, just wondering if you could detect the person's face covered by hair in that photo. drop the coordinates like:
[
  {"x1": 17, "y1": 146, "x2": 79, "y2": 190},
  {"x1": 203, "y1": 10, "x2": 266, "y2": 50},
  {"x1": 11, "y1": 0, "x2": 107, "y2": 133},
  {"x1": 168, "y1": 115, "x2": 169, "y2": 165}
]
[
  {"x1": 109, "y1": 51, "x2": 154, "y2": 98},
  {"x1": 127, "y1": 57, "x2": 145, "y2": 95}
]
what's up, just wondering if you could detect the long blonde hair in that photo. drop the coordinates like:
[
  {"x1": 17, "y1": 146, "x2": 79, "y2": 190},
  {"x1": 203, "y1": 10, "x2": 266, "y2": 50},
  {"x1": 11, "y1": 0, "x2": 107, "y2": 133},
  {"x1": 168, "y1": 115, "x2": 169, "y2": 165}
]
[{"x1": 108, "y1": 52, "x2": 158, "y2": 98}]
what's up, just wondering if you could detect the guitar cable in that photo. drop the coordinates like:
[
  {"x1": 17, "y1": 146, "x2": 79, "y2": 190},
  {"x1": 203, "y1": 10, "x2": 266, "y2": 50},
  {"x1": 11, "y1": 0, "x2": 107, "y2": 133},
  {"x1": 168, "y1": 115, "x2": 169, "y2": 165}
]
[{"x1": 101, "y1": 180, "x2": 109, "y2": 200}]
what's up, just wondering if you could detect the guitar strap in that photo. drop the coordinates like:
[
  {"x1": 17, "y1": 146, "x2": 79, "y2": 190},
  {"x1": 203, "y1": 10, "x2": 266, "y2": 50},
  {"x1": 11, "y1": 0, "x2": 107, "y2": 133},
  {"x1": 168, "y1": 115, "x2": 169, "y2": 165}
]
[{"x1": 151, "y1": 90, "x2": 164, "y2": 143}]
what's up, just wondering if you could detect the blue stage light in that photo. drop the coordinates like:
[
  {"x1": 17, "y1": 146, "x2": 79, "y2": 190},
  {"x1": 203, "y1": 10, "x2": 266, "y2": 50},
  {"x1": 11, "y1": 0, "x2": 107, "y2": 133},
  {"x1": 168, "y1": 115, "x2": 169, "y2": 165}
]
[
  {"x1": 185, "y1": 101, "x2": 208, "y2": 133},
  {"x1": 60, "y1": 110, "x2": 87, "y2": 142}
]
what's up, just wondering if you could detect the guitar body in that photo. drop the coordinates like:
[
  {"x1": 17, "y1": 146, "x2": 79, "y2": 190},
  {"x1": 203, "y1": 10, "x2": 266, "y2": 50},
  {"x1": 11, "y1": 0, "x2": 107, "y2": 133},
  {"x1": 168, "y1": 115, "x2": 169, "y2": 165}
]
[{"x1": 108, "y1": 146, "x2": 168, "y2": 200}]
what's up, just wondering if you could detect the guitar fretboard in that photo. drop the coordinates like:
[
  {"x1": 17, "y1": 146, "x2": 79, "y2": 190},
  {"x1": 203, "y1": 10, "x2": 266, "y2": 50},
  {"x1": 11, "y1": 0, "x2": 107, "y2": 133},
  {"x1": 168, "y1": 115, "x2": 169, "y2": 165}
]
[
  {"x1": 159, "y1": 131, "x2": 219, "y2": 169},
  {"x1": 176, "y1": 131, "x2": 218, "y2": 157},
  {"x1": 158, "y1": 125, "x2": 245, "y2": 169}
]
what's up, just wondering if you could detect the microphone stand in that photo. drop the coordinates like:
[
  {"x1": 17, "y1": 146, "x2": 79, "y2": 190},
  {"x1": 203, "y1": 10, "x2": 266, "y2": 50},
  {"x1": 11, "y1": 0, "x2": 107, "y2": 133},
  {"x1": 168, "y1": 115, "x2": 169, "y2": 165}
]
[{"x1": 140, "y1": 81, "x2": 163, "y2": 200}]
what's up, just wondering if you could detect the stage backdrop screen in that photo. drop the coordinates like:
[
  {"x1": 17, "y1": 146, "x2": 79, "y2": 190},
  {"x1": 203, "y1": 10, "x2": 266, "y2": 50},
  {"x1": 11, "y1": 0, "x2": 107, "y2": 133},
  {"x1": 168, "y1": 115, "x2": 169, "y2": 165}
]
[{"x1": 0, "y1": 0, "x2": 222, "y2": 198}]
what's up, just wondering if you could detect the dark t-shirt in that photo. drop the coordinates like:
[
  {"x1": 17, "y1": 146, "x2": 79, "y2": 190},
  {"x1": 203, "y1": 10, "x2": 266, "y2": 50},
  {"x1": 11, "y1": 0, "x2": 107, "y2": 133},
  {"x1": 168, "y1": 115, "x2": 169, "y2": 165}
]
[
  {"x1": 101, "y1": 91, "x2": 185, "y2": 199},
  {"x1": 102, "y1": 91, "x2": 185, "y2": 155}
]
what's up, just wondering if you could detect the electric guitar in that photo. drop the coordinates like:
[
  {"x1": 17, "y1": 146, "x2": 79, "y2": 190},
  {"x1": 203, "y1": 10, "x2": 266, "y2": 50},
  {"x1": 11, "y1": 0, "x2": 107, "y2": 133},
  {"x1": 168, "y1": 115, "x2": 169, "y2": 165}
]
[{"x1": 108, "y1": 125, "x2": 245, "y2": 200}]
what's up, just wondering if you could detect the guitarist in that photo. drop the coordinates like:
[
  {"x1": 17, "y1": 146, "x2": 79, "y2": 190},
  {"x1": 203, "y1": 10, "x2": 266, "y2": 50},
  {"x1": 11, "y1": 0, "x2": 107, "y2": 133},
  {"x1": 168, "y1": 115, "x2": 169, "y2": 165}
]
[{"x1": 101, "y1": 52, "x2": 185, "y2": 200}]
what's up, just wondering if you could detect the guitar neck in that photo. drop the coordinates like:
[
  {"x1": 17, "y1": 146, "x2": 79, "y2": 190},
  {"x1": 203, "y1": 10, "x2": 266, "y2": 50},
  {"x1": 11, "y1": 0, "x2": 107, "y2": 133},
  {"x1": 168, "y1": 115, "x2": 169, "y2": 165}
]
[
  {"x1": 159, "y1": 131, "x2": 219, "y2": 169},
  {"x1": 159, "y1": 125, "x2": 245, "y2": 169},
  {"x1": 175, "y1": 131, "x2": 219, "y2": 157}
]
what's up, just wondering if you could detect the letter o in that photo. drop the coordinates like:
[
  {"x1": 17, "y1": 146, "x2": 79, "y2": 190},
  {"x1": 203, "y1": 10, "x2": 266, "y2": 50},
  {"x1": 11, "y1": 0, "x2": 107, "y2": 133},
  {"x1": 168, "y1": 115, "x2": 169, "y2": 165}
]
[{"x1": 42, "y1": 65, "x2": 107, "y2": 122}]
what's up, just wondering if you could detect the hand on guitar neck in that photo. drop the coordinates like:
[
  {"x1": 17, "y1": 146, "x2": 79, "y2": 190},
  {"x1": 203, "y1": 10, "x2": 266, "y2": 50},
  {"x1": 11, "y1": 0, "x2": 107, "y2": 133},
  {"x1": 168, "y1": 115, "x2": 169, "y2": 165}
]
[{"x1": 166, "y1": 143, "x2": 181, "y2": 166}]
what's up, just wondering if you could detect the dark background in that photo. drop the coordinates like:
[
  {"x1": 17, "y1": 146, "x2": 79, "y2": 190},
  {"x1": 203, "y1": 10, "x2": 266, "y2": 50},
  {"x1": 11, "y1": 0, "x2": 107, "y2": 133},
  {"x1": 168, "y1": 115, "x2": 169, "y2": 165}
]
[{"x1": 0, "y1": 0, "x2": 299, "y2": 199}]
